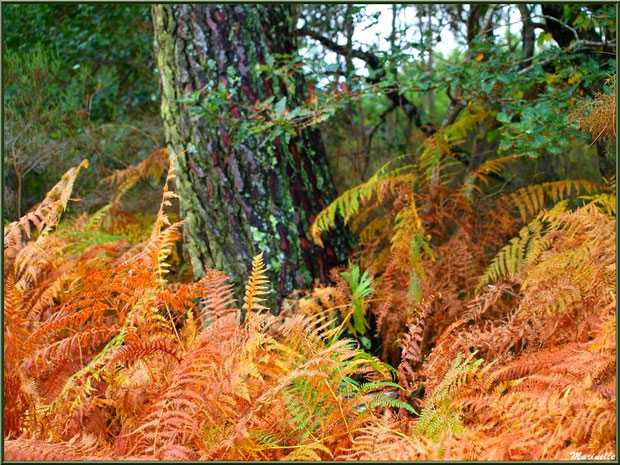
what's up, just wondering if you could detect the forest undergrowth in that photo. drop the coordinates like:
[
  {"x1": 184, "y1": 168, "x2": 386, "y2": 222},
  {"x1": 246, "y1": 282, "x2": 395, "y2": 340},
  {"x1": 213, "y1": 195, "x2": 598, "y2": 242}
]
[{"x1": 4, "y1": 104, "x2": 616, "y2": 461}]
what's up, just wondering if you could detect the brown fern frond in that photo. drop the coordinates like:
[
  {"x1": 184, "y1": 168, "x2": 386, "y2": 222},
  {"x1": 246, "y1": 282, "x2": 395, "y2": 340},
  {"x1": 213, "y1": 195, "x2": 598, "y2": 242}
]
[
  {"x1": 460, "y1": 155, "x2": 520, "y2": 194},
  {"x1": 151, "y1": 155, "x2": 180, "y2": 239},
  {"x1": 29, "y1": 296, "x2": 110, "y2": 344},
  {"x1": 102, "y1": 147, "x2": 169, "y2": 191},
  {"x1": 4, "y1": 275, "x2": 32, "y2": 363},
  {"x1": 398, "y1": 293, "x2": 439, "y2": 400},
  {"x1": 24, "y1": 277, "x2": 68, "y2": 321},
  {"x1": 337, "y1": 418, "x2": 438, "y2": 460},
  {"x1": 569, "y1": 74, "x2": 616, "y2": 142},
  {"x1": 28, "y1": 325, "x2": 120, "y2": 371},
  {"x1": 194, "y1": 268, "x2": 237, "y2": 322}
]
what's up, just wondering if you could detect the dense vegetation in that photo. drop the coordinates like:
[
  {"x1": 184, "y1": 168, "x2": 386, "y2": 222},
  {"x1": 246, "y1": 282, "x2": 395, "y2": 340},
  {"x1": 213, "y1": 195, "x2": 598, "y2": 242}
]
[{"x1": 3, "y1": 3, "x2": 616, "y2": 461}]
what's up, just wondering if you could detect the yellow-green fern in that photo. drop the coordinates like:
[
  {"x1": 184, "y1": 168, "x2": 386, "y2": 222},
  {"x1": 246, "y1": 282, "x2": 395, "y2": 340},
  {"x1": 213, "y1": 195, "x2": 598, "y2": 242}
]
[
  {"x1": 414, "y1": 352, "x2": 483, "y2": 442},
  {"x1": 310, "y1": 170, "x2": 416, "y2": 247},
  {"x1": 477, "y1": 220, "x2": 544, "y2": 291},
  {"x1": 498, "y1": 179, "x2": 606, "y2": 221}
]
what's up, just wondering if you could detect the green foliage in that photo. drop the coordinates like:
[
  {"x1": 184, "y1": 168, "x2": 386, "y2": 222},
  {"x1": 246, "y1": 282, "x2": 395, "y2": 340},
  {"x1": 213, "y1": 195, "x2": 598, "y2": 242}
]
[
  {"x1": 62, "y1": 228, "x2": 126, "y2": 257},
  {"x1": 3, "y1": 46, "x2": 88, "y2": 217},
  {"x1": 369, "y1": 393, "x2": 417, "y2": 415},
  {"x1": 302, "y1": 4, "x2": 614, "y2": 193},
  {"x1": 3, "y1": 5, "x2": 163, "y2": 221},
  {"x1": 185, "y1": 56, "x2": 348, "y2": 148},
  {"x1": 3, "y1": 4, "x2": 158, "y2": 119},
  {"x1": 442, "y1": 10, "x2": 614, "y2": 164}
]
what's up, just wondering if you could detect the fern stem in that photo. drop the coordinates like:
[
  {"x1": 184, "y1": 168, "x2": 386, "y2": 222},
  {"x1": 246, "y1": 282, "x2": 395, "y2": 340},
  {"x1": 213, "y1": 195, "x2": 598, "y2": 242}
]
[{"x1": 322, "y1": 379, "x2": 352, "y2": 441}]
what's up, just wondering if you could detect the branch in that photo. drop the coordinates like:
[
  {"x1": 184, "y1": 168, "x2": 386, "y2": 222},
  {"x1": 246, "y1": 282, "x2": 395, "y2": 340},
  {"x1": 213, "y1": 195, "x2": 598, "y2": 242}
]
[
  {"x1": 297, "y1": 26, "x2": 432, "y2": 133},
  {"x1": 297, "y1": 26, "x2": 380, "y2": 69},
  {"x1": 539, "y1": 5, "x2": 604, "y2": 49},
  {"x1": 535, "y1": 13, "x2": 579, "y2": 42}
]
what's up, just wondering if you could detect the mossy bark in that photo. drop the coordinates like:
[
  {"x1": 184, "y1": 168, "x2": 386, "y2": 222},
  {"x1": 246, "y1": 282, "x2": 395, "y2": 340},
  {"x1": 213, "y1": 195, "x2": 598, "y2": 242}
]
[{"x1": 152, "y1": 4, "x2": 349, "y2": 305}]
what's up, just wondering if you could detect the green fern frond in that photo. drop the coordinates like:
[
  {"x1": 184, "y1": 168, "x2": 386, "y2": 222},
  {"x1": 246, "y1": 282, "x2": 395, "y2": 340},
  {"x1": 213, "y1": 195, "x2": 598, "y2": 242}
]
[
  {"x1": 340, "y1": 265, "x2": 373, "y2": 337},
  {"x1": 477, "y1": 201, "x2": 572, "y2": 292},
  {"x1": 249, "y1": 430, "x2": 286, "y2": 448},
  {"x1": 359, "y1": 380, "x2": 402, "y2": 393},
  {"x1": 391, "y1": 195, "x2": 424, "y2": 249},
  {"x1": 86, "y1": 205, "x2": 112, "y2": 231},
  {"x1": 370, "y1": 394, "x2": 417, "y2": 414},
  {"x1": 358, "y1": 217, "x2": 388, "y2": 243},
  {"x1": 435, "y1": 352, "x2": 484, "y2": 397},
  {"x1": 283, "y1": 384, "x2": 322, "y2": 441},
  {"x1": 477, "y1": 218, "x2": 546, "y2": 291},
  {"x1": 581, "y1": 192, "x2": 616, "y2": 216}
]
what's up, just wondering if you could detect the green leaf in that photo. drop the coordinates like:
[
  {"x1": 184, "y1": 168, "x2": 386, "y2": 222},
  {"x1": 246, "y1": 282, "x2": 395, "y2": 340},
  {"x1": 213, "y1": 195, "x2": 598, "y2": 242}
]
[
  {"x1": 496, "y1": 111, "x2": 511, "y2": 124},
  {"x1": 274, "y1": 97, "x2": 287, "y2": 116},
  {"x1": 537, "y1": 32, "x2": 553, "y2": 47}
]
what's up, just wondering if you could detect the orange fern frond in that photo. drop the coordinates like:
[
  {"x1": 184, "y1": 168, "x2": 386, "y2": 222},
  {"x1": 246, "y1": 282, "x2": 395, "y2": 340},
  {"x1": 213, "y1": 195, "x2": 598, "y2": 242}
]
[{"x1": 4, "y1": 159, "x2": 88, "y2": 268}]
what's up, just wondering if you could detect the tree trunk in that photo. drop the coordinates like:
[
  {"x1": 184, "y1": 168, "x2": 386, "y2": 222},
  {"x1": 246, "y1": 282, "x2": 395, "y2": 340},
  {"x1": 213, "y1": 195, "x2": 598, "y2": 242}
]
[
  {"x1": 152, "y1": 4, "x2": 349, "y2": 305},
  {"x1": 517, "y1": 4, "x2": 534, "y2": 71}
]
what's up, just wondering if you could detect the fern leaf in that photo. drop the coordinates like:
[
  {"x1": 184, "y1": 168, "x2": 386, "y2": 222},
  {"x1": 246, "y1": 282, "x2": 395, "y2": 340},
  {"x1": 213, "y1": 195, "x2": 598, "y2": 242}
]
[
  {"x1": 4, "y1": 159, "x2": 88, "y2": 267},
  {"x1": 340, "y1": 265, "x2": 373, "y2": 337},
  {"x1": 310, "y1": 171, "x2": 416, "y2": 246},
  {"x1": 283, "y1": 441, "x2": 333, "y2": 460},
  {"x1": 370, "y1": 393, "x2": 417, "y2": 414},
  {"x1": 499, "y1": 180, "x2": 607, "y2": 221},
  {"x1": 477, "y1": 217, "x2": 545, "y2": 291},
  {"x1": 242, "y1": 252, "x2": 270, "y2": 314}
]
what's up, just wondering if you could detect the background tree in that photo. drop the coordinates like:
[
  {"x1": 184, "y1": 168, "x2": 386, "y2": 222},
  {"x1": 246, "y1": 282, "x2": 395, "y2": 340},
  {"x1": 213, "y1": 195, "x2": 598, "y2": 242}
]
[
  {"x1": 3, "y1": 4, "x2": 158, "y2": 121},
  {"x1": 3, "y1": 4, "x2": 161, "y2": 220},
  {"x1": 297, "y1": 4, "x2": 614, "y2": 196},
  {"x1": 151, "y1": 4, "x2": 349, "y2": 303}
]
